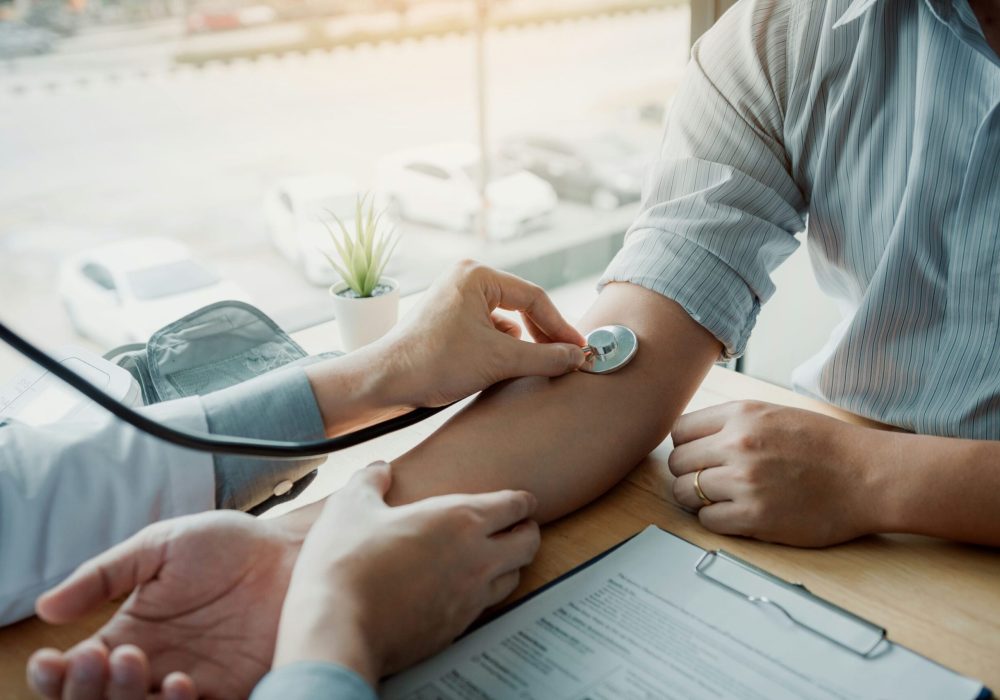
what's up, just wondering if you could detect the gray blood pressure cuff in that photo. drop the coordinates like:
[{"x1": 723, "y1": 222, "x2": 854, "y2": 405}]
[
  {"x1": 106, "y1": 301, "x2": 332, "y2": 403},
  {"x1": 105, "y1": 301, "x2": 339, "y2": 513}
]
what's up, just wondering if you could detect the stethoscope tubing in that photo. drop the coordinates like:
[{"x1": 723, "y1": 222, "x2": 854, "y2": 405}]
[{"x1": 0, "y1": 321, "x2": 454, "y2": 460}]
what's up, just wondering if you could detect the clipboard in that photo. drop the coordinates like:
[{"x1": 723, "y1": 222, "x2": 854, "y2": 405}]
[
  {"x1": 694, "y1": 549, "x2": 888, "y2": 658},
  {"x1": 388, "y1": 526, "x2": 991, "y2": 700}
]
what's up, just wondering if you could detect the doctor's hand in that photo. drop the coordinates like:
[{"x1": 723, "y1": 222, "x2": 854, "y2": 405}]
[
  {"x1": 383, "y1": 261, "x2": 587, "y2": 408},
  {"x1": 306, "y1": 262, "x2": 586, "y2": 436},
  {"x1": 27, "y1": 510, "x2": 303, "y2": 699},
  {"x1": 375, "y1": 261, "x2": 587, "y2": 409},
  {"x1": 273, "y1": 461, "x2": 541, "y2": 686},
  {"x1": 668, "y1": 401, "x2": 884, "y2": 547}
]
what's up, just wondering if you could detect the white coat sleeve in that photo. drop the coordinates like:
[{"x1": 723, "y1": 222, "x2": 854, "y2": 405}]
[{"x1": 0, "y1": 397, "x2": 215, "y2": 626}]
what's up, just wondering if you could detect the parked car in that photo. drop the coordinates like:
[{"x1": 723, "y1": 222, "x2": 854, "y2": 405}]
[
  {"x1": 186, "y1": 3, "x2": 277, "y2": 33},
  {"x1": 58, "y1": 237, "x2": 251, "y2": 348},
  {"x1": 500, "y1": 132, "x2": 648, "y2": 211},
  {"x1": 264, "y1": 173, "x2": 360, "y2": 286},
  {"x1": 0, "y1": 22, "x2": 57, "y2": 59},
  {"x1": 375, "y1": 143, "x2": 557, "y2": 240}
]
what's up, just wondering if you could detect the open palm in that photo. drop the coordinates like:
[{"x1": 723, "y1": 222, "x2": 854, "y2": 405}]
[{"x1": 34, "y1": 511, "x2": 300, "y2": 698}]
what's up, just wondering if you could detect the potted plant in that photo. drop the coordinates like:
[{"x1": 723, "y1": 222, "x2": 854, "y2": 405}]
[{"x1": 323, "y1": 194, "x2": 400, "y2": 352}]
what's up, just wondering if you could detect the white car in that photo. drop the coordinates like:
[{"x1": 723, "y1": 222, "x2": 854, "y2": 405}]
[
  {"x1": 375, "y1": 143, "x2": 557, "y2": 240},
  {"x1": 264, "y1": 173, "x2": 360, "y2": 286},
  {"x1": 58, "y1": 237, "x2": 251, "y2": 348}
]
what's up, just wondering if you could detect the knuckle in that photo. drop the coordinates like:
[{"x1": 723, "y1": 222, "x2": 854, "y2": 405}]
[
  {"x1": 739, "y1": 463, "x2": 763, "y2": 488},
  {"x1": 734, "y1": 400, "x2": 765, "y2": 417},
  {"x1": 666, "y1": 447, "x2": 687, "y2": 475},
  {"x1": 448, "y1": 504, "x2": 482, "y2": 532},
  {"x1": 725, "y1": 428, "x2": 758, "y2": 454},
  {"x1": 523, "y1": 522, "x2": 542, "y2": 554},
  {"x1": 454, "y1": 258, "x2": 483, "y2": 280},
  {"x1": 735, "y1": 431, "x2": 759, "y2": 452},
  {"x1": 467, "y1": 559, "x2": 493, "y2": 585},
  {"x1": 507, "y1": 490, "x2": 533, "y2": 517},
  {"x1": 671, "y1": 476, "x2": 687, "y2": 502}
]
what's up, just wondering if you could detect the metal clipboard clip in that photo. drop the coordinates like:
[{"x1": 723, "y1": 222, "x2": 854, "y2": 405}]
[{"x1": 695, "y1": 550, "x2": 889, "y2": 658}]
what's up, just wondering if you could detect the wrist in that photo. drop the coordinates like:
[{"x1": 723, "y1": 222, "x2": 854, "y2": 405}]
[
  {"x1": 274, "y1": 498, "x2": 325, "y2": 541},
  {"x1": 841, "y1": 425, "x2": 902, "y2": 534},
  {"x1": 274, "y1": 588, "x2": 381, "y2": 687},
  {"x1": 305, "y1": 347, "x2": 410, "y2": 436}
]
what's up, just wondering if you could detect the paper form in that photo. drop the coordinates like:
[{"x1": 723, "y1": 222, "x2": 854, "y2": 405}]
[{"x1": 383, "y1": 527, "x2": 985, "y2": 700}]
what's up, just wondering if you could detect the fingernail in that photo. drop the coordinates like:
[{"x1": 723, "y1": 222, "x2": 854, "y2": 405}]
[
  {"x1": 367, "y1": 460, "x2": 389, "y2": 469},
  {"x1": 29, "y1": 664, "x2": 53, "y2": 691},
  {"x1": 71, "y1": 645, "x2": 105, "y2": 681},
  {"x1": 110, "y1": 657, "x2": 132, "y2": 686}
]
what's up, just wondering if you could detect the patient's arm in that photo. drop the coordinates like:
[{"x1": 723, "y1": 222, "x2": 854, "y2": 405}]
[{"x1": 387, "y1": 282, "x2": 722, "y2": 522}]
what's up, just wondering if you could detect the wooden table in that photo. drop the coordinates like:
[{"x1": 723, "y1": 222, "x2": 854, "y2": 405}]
[{"x1": 1, "y1": 336, "x2": 998, "y2": 697}]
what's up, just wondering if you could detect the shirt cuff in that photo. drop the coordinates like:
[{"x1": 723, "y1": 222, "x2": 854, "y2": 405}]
[
  {"x1": 201, "y1": 366, "x2": 327, "y2": 511},
  {"x1": 251, "y1": 662, "x2": 377, "y2": 700},
  {"x1": 598, "y1": 228, "x2": 760, "y2": 359}
]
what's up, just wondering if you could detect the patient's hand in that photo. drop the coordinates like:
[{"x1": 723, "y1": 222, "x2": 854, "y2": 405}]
[
  {"x1": 668, "y1": 401, "x2": 879, "y2": 547},
  {"x1": 27, "y1": 510, "x2": 302, "y2": 699}
]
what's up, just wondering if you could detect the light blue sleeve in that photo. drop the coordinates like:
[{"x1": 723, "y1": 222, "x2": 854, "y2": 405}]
[
  {"x1": 201, "y1": 366, "x2": 327, "y2": 511},
  {"x1": 598, "y1": 0, "x2": 807, "y2": 359},
  {"x1": 251, "y1": 662, "x2": 378, "y2": 700}
]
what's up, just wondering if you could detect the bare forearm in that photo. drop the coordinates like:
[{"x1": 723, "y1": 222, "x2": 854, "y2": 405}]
[
  {"x1": 871, "y1": 431, "x2": 1000, "y2": 545},
  {"x1": 386, "y1": 283, "x2": 721, "y2": 522}
]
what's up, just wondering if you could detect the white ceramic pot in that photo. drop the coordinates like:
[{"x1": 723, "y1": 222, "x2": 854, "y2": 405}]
[{"x1": 329, "y1": 277, "x2": 400, "y2": 352}]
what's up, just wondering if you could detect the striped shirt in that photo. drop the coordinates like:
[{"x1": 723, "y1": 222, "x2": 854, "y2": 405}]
[{"x1": 600, "y1": 0, "x2": 1000, "y2": 438}]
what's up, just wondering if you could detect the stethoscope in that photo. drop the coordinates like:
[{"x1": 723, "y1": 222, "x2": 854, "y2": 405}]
[{"x1": 0, "y1": 321, "x2": 637, "y2": 459}]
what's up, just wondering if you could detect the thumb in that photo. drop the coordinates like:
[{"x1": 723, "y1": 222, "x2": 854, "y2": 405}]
[
  {"x1": 344, "y1": 460, "x2": 393, "y2": 505},
  {"x1": 36, "y1": 526, "x2": 167, "y2": 625},
  {"x1": 503, "y1": 338, "x2": 586, "y2": 379}
]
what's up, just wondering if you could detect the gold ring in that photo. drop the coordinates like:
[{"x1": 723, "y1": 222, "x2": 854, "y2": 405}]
[{"x1": 693, "y1": 469, "x2": 713, "y2": 507}]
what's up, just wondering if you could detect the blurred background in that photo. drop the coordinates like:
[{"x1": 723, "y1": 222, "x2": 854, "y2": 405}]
[{"x1": 0, "y1": 0, "x2": 839, "y2": 390}]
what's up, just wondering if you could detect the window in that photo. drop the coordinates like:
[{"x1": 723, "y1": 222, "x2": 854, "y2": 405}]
[
  {"x1": 81, "y1": 264, "x2": 117, "y2": 292},
  {"x1": 0, "y1": 0, "x2": 692, "y2": 383},
  {"x1": 126, "y1": 260, "x2": 222, "y2": 301},
  {"x1": 279, "y1": 191, "x2": 294, "y2": 215},
  {"x1": 406, "y1": 163, "x2": 450, "y2": 180}
]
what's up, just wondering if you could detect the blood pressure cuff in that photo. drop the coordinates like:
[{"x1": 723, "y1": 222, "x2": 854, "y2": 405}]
[
  {"x1": 104, "y1": 301, "x2": 340, "y2": 515},
  {"x1": 105, "y1": 301, "x2": 337, "y2": 405}
]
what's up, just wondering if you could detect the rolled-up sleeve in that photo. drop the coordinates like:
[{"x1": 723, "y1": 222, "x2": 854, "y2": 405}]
[
  {"x1": 599, "y1": 0, "x2": 807, "y2": 358},
  {"x1": 202, "y1": 366, "x2": 327, "y2": 512}
]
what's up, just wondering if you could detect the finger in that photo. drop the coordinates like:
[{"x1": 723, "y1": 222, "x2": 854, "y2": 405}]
[
  {"x1": 108, "y1": 645, "x2": 150, "y2": 700},
  {"x1": 36, "y1": 529, "x2": 165, "y2": 625},
  {"x1": 698, "y1": 501, "x2": 755, "y2": 537},
  {"x1": 489, "y1": 520, "x2": 541, "y2": 574},
  {"x1": 671, "y1": 466, "x2": 739, "y2": 510},
  {"x1": 500, "y1": 335, "x2": 586, "y2": 379},
  {"x1": 521, "y1": 314, "x2": 549, "y2": 344},
  {"x1": 481, "y1": 268, "x2": 586, "y2": 346},
  {"x1": 671, "y1": 404, "x2": 737, "y2": 445},
  {"x1": 343, "y1": 460, "x2": 393, "y2": 505},
  {"x1": 667, "y1": 432, "x2": 730, "y2": 476},
  {"x1": 27, "y1": 648, "x2": 67, "y2": 699},
  {"x1": 161, "y1": 672, "x2": 197, "y2": 700},
  {"x1": 63, "y1": 640, "x2": 109, "y2": 700},
  {"x1": 485, "y1": 569, "x2": 521, "y2": 607},
  {"x1": 491, "y1": 311, "x2": 523, "y2": 339},
  {"x1": 462, "y1": 489, "x2": 539, "y2": 534}
]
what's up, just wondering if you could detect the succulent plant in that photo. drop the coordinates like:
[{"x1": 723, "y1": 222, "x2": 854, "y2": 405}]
[{"x1": 322, "y1": 193, "x2": 399, "y2": 298}]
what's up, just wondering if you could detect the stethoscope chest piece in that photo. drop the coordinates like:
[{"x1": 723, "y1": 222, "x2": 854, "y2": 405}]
[{"x1": 580, "y1": 324, "x2": 638, "y2": 374}]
